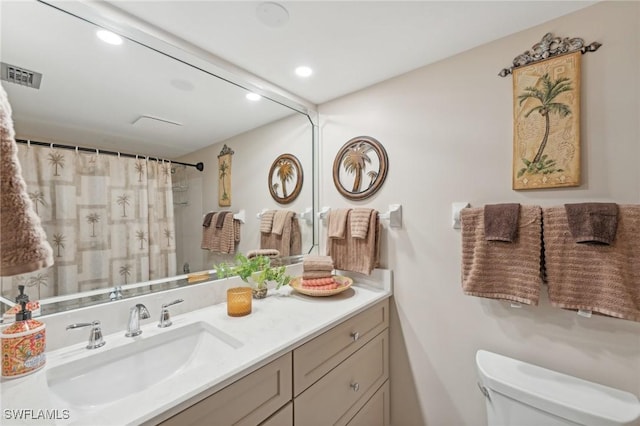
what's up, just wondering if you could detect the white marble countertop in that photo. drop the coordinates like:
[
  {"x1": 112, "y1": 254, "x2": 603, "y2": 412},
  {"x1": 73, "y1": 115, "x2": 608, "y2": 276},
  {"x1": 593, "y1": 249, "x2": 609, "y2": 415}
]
[{"x1": 0, "y1": 270, "x2": 391, "y2": 426}]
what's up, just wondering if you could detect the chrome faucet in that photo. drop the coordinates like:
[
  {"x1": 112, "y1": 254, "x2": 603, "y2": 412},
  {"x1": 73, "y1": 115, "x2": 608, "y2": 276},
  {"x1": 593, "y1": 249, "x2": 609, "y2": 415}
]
[
  {"x1": 158, "y1": 299, "x2": 184, "y2": 328},
  {"x1": 67, "y1": 320, "x2": 105, "y2": 349},
  {"x1": 125, "y1": 303, "x2": 150, "y2": 337}
]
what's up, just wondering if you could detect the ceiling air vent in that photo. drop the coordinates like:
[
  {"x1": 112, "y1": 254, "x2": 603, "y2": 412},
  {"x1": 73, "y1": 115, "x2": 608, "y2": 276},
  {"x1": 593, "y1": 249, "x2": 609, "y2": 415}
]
[{"x1": 1, "y1": 62, "x2": 43, "y2": 89}]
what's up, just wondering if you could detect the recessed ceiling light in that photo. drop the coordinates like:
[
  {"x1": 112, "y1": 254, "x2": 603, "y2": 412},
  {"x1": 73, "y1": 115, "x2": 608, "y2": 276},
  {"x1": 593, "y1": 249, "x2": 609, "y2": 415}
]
[
  {"x1": 96, "y1": 30, "x2": 123, "y2": 45},
  {"x1": 246, "y1": 93, "x2": 262, "y2": 101},
  {"x1": 295, "y1": 66, "x2": 313, "y2": 78}
]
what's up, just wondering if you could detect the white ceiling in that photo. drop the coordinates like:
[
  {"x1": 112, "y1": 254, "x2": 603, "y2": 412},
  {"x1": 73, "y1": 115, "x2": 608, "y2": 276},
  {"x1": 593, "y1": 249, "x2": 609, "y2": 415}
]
[
  {"x1": 107, "y1": 1, "x2": 596, "y2": 105},
  {"x1": 1, "y1": 1, "x2": 596, "y2": 159}
]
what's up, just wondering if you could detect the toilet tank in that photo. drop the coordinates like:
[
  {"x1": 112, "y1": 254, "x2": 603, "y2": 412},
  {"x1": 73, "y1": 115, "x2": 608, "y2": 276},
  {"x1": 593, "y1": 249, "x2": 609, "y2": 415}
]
[{"x1": 476, "y1": 350, "x2": 640, "y2": 426}]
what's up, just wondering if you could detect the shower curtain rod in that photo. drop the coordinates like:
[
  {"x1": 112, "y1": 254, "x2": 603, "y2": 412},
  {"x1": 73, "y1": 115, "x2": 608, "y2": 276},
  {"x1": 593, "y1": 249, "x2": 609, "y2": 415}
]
[{"x1": 15, "y1": 139, "x2": 205, "y2": 172}]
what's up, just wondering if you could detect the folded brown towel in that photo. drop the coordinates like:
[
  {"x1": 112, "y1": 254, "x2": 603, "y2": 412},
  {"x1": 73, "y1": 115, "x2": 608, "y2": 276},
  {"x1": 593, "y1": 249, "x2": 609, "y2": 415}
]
[
  {"x1": 246, "y1": 249, "x2": 280, "y2": 259},
  {"x1": 202, "y1": 212, "x2": 215, "y2": 227},
  {"x1": 543, "y1": 205, "x2": 640, "y2": 322},
  {"x1": 327, "y1": 209, "x2": 380, "y2": 275},
  {"x1": 484, "y1": 203, "x2": 521, "y2": 242},
  {"x1": 260, "y1": 210, "x2": 275, "y2": 234},
  {"x1": 0, "y1": 85, "x2": 53, "y2": 276},
  {"x1": 302, "y1": 270, "x2": 334, "y2": 279},
  {"x1": 303, "y1": 255, "x2": 334, "y2": 272},
  {"x1": 461, "y1": 206, "x2": 543, "y2": 305},
  {"x1": 201, "y1": 213, "x2": 240, "y2": 254},
  {"x1": 351, "y1": 208, "x2": 373, "y2": 239},
  {"x1": 260, "y1": 211, "x2": 301, "y2": 257},
  {"x1": 272, "y1": 210, "x2": 293, "y2": 236},
  {"x1": 328, "y1": 209, "x2": 350, "y2": 239},
  {"x1": 216, "y1": 211, "x2": 231, "y2": 229},
  {"x1": 564, "y1": 203, "x2": 619, "y2": 245}
]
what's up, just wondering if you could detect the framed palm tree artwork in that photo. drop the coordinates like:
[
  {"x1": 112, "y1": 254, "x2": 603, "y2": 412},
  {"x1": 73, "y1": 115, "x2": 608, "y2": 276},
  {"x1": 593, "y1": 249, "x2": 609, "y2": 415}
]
[
  {"x1": 512, "y1": 51, "x2": 581, "y2": 189},
  {"x1": 333, "y1": 136, "x2": 388, "y2": 200},
  {"x1": 218, "y1": 144, "x2": 234, "y2": 206},
  {"x1": 268, "y1": 153, "x2": 303, "y2": 204}
]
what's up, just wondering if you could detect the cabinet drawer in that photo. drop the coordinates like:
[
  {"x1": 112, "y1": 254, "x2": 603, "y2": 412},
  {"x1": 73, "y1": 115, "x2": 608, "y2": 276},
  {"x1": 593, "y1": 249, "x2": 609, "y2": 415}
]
[
  {"x1": 347, "y1": 380, "x2": 390, "y2": 426},
  {"x1": 293, "y1": 299, "x2": 388, "y2": 395},
  {"x1": 294, "y1": 329, "x2": 389, "y2": 426},
  {"x1": 159, "y1": 353, "x2": 292, "y2": 426},
  {"x1": 260, "y1": 402, "x2": 292, "y2": 426}
]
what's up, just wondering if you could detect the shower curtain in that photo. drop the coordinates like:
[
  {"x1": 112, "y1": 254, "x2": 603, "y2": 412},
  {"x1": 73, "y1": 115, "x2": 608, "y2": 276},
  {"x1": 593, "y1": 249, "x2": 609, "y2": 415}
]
[{"x1": 1, "y1": 144, "x2": 176, "y2": 300}]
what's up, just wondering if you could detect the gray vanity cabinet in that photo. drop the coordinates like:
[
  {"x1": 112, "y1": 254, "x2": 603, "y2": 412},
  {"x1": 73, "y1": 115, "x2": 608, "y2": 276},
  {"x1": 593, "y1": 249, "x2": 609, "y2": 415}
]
[{"x1": 157, "y1": 299, "x2": 390, "y2": 426}]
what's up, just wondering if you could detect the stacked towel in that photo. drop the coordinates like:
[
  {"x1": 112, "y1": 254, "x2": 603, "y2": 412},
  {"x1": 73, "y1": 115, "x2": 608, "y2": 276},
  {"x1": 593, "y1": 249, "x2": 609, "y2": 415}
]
[
  {"x1": 201, "y1": 212, "x2": 241, "y2": 254},
  {"x1": 246, "y1": 249, "x2": 280, "y2": 259},
  {"x1": 302, "y1": 255, "x2": 338, "y2": 289},
  {"x1": 327, "y1": 209, "x2": 380, "y2": 275},
  {"x1": 302, "y1": 255, "x2": 334, "y2": 279},
  {"x1": 460, "y1": 206, "x2": 543, "y2": 305},
  {"x1": 543, "y1": 205, "x2": 640, "y2": 322},
  {"x1": 0, "y1": 84, "x2": 53, "y2": 276},
  {"x1": 260, "y1": 210, "x2": 301, "y2": 257}
]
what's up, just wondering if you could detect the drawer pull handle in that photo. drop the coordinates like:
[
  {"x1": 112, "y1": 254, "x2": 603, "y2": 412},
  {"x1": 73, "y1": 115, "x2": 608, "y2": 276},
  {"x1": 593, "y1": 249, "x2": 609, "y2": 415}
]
[
  {"x1": 350, "y1": 331, "x2": 360, "y2": 341},
  {"x1": 350, "y1": 382, "x2": 360, "y2": 392}
]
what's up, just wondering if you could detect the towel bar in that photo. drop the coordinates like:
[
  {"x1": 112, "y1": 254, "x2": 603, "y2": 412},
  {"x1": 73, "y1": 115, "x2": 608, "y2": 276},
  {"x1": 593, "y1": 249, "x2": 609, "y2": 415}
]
[
  {"x1": 202, "y1": 210, "x2": 245, "y2": 224},
  {"x1": 317, "y1": 204, "x2": 403, "y2": 228}
]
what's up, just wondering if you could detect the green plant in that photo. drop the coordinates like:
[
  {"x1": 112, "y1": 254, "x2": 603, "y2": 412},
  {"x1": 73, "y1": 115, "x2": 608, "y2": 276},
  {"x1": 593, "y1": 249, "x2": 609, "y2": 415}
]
[{"x1": 215, "y1": 254, "x2": 291, "y2": 290}]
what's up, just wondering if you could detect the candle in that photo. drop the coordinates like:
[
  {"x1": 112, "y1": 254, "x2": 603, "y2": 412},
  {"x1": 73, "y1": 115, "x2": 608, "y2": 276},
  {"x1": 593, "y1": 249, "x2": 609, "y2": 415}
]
[{"x1": 227, "y1": 287, "x2": 252, "y2": 317}]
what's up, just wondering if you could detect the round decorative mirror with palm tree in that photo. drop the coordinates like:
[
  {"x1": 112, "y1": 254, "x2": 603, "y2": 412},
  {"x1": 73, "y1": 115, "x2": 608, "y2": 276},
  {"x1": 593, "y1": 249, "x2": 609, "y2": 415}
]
[
  {"x1": 268, "y1": 154, "x2": 303, "y2": 204},
  {"x1": 333, "y1": 136, "x2": 388, "y2": 200}
]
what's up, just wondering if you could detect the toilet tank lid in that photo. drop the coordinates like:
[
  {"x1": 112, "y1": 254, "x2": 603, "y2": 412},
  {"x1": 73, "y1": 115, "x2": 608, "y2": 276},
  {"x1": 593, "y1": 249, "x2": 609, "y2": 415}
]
[{"x1": 476, "y1": 350, "x2": 640, "y2": 426}]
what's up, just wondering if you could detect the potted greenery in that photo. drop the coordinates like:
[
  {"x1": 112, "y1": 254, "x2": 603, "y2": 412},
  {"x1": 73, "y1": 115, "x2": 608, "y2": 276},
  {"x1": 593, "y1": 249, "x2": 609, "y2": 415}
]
[{"x1": 215, "y1": 254, "x2": 291, "y2": 299}]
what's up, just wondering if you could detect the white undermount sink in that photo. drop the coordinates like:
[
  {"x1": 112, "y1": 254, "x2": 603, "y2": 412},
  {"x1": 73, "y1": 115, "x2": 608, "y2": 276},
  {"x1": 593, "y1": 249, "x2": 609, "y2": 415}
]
[{"x1": 46, "y1": 321, "x2": 242, "y2": 408}]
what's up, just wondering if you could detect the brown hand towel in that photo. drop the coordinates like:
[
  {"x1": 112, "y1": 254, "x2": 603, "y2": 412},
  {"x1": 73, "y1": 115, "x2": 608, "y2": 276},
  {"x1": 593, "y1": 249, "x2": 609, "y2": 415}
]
[
  {"x1": 246, "y1": 249, "x2": 280, "y2": 259},
  {"x1": 484, "y1": 203, "x2": 521, "y2": 242},
  {"x1": 302, "y1": 270, "x2": 334, "y2": 279},
  {"x1": 351, "y1": 208, "x2": 373, "y2": 239},
  {"x1": 543, "y1": 205, "x2": 640, "y2": 322},
  {"x1": 260, "y1": 211, "x2": 300, "y2": 256},
  {"x1": 0, "y1": 84, "x2": 53, "y2": 276},
  {"x1": 272, "y1": 210, "x2": 293, "y2": 236},
  {"x1": 461, "y1": 206, "x2": 543, "y2": 305},
  {"x1": 202, "y1": 212, "x2": 215, "y2": 227},
  {"x1": 260, "y1": 210, "x2": 275, "y2": 234},
  {"x1": 303, "y1": 255, "x2": 334, "y2": 272},
  {"x1": 327, "y1": 209, "x2": 380, "y2": 275},
  {"x1": 216, "y1": 211, "x2": 231, "y2": 229},
  {"x1": 328, "y1": 208, "x2": 350, "y2": 239},
  {"x1": 564, "y1": 203, "x2": 619, "y2": 245}
]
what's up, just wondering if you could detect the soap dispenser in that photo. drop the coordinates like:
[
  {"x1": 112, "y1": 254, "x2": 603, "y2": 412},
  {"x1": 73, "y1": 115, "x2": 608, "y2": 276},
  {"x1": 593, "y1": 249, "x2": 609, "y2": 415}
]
[{"x1": 1, "y1": 285, "x2": 46, "y2": 378}]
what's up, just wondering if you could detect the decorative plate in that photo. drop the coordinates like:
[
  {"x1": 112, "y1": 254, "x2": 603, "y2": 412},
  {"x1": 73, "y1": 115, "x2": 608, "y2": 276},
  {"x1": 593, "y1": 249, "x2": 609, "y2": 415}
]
[{"x1": 290, "y1": 275, "x2": 354, "y2": 297}]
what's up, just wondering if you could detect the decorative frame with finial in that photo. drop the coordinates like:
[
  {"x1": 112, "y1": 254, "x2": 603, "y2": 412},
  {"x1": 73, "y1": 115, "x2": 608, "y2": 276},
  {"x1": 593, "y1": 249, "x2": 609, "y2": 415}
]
[
  {"x1": 499, "y1": 33, "x2": 601, "y2": 190},
  {"x1": 217, "y1": 144, "x2": 234, "y2": 206}
]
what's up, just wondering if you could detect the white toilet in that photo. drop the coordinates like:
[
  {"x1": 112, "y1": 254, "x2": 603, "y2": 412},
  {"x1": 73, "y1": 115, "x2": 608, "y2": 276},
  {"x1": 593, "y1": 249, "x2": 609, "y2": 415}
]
[{"x1": 476, "y1": 350, "x2": 640, "y2": 426}]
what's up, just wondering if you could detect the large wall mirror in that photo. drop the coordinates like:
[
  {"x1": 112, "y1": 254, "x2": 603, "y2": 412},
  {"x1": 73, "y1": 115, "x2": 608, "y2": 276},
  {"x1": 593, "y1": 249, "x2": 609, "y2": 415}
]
[{"x1": 0, "y1": 0, "x2": 317, "y2": 316}]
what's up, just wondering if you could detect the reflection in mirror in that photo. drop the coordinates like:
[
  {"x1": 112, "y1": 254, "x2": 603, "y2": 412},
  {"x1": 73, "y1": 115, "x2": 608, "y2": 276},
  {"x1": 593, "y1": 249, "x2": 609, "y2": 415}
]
[
  {"x1": 268, "y1": 154, "x2": 304, "y2": 204},
  {"x1": 0, "y1": 0, "x2": 315, "y2": 317}
]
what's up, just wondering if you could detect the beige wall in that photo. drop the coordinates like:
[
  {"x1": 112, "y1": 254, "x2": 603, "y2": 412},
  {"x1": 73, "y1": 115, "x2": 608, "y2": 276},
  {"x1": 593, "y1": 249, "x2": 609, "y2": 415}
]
[
  {"x1": 177, "y1": 113, "x2": 314, "y2": 271},
  {"x1": 317, "y1": 2, "x2": 640, "y2": 425}
]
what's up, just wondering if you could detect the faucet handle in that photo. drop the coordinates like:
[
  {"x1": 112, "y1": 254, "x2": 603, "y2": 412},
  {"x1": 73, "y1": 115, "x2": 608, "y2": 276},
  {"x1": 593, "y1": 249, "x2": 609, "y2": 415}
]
[
  {"x1": 66, "y1": 320, "x2": 105, "y2": 349},
  {"x1": 158, "y1": 299, "x2": 184, "y2": 328}
]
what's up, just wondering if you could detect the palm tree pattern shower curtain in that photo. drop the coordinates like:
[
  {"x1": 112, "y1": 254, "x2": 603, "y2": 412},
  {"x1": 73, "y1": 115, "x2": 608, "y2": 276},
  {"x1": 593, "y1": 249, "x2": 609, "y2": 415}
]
[{"x1": 1, "y1": 145, "x2": 177, "y2": 301}]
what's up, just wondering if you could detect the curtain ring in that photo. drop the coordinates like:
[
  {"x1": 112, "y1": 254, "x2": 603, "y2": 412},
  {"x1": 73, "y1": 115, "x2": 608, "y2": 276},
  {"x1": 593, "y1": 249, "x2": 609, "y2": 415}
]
[
  {"x1": 96, "y1": 148, "x2": 99, "y2": 156},
  {"x1": 27, "y1": 140, "x2": 31, "y2": 148},
  {"x1": 75, "y1": 146, "x2": 79, "y2": 155},
  {"x1": 50, "y1": 143, "x2": 54, "y2": 150},
  {"x1": 117, "y1": 152, "x2": 121, "y2": 158}
]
